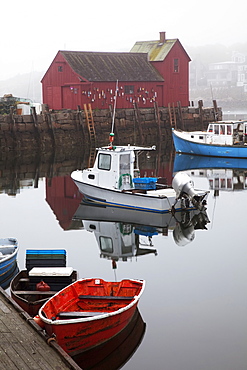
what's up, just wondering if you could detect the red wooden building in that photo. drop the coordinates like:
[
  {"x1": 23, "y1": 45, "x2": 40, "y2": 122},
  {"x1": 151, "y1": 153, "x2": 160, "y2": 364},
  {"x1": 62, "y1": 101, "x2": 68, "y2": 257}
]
[{"x1": 41, "y1": 32, "x2": 191, "y2": 110}]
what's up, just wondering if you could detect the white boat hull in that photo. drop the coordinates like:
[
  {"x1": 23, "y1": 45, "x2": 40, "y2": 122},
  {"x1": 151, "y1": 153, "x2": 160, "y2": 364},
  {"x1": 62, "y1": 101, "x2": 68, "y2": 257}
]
[{"x1": 72, "y1": 178, "x2": 202, "y2": 214}]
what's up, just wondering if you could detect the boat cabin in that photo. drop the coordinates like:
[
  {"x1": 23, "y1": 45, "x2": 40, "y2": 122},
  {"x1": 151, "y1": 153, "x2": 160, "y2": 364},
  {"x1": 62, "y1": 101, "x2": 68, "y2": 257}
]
[
  {"x1": 81, "y1": 145, "x2": 156, "y2": 191},
  {"x1": 207, "y1": 121, "x2": 247, "y2": 145},
  {"x1": 182, "y1": 121, "x2": 247, "y2": 146}
]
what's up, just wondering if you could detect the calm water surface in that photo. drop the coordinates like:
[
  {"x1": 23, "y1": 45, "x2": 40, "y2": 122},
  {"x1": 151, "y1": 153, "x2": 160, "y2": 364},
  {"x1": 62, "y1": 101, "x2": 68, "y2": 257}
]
[{"x1": 1, "y1": 152, "x2": 247, "y2": 370}]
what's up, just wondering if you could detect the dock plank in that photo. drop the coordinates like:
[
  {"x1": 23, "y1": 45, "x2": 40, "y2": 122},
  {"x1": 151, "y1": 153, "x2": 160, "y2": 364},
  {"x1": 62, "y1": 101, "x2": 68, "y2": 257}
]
[{"x1": 0, "y1": 287, "x2": 81, "y2": 370}]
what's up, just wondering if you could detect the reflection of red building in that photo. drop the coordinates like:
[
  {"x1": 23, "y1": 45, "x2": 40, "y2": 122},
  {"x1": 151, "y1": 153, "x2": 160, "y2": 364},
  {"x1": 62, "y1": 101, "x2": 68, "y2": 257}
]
[{"x1": 46, "y1": 176, "x2": 83, "y2": 230}]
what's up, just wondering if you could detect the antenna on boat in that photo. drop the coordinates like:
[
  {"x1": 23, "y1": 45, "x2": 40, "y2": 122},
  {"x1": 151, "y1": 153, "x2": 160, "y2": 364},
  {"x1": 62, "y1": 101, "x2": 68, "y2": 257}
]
[{"x1": 109, "y1": 80, "x2": 118, "y2": 147}]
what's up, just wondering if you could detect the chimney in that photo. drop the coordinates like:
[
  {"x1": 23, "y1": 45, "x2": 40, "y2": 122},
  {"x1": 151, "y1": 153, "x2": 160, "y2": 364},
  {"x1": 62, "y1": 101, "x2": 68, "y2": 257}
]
[{"x1": 159, "y1": 32, "x2": 166, "y2": 44}]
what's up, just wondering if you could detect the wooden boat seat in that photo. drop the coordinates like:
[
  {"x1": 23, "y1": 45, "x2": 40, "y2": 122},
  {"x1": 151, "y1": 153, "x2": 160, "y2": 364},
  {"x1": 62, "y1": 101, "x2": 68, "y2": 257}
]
[
  {"x1": 0, "y1": 247, "x2": 16, "y2": 255},
  {"x1": 18, "y1": 278, "x2": 30, "y2": 283},
  {"x1": 14, "y1": 290, "x2": 57, "y2": 295},
  {"x1": 56, "y1": 311, "x2": 108, "y2": 319},
  {"x1": 78, "y1": 295, "x2": 134, "y2": 300}
]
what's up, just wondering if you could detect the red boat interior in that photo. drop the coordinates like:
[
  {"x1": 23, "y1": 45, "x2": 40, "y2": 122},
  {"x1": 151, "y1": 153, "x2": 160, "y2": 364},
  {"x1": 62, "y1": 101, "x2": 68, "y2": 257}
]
[{"x1": 41, "y1": 278, "x2": 143, "y2": 320}]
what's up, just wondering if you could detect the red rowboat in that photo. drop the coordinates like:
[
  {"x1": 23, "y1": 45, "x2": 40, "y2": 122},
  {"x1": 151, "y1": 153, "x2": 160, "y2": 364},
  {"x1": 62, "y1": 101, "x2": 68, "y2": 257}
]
[{"x1": 38, "y1": 277, "x2": 145, "y2": 356}]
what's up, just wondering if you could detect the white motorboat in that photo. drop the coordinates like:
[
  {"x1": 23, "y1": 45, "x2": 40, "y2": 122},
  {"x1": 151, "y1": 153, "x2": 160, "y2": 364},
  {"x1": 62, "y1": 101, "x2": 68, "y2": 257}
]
[{"x1": 71, "y1": 139, "x2": 208, "y2": 214}]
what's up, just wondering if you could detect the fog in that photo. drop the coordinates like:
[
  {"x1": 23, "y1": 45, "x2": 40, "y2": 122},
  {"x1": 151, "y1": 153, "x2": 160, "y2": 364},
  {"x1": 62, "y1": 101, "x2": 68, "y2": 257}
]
[{"x1": 1, "y1": 0, "x2": 246, "y2": 81}]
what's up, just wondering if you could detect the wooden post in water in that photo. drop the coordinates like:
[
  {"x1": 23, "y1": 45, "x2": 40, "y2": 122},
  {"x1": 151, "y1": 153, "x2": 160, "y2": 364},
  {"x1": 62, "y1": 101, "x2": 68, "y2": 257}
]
[
  {"x1": 45, "y1": 110, "x2": 56, "y2": 147},
  {"x1": 154, "y1": 102, "x2": 161, "y2": 138},
  {"x1": 213, "y1": 100, "x2": 219, "y2": 121},
  {"x1": 177, "y1": 101, "x2": 184, "y2": 130},
  {"x1": 198, "y1": 100, "x2": 204, "y2": 130},
  {"x1": 133, "y1": 102, "x2": 144, "y2": 145},
  {"x1": 9, "y1": 106, "x2": 17, "y2": 148},
  {"x1": 31, "y1": 106, "x2": 42, "y2": 148}
]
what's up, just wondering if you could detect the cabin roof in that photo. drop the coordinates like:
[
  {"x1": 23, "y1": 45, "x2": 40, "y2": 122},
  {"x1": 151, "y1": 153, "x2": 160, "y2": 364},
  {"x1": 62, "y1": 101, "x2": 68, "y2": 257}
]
[
  {"x1": 98, "y1": 145, "x2": 156, "y2": 153},
  {"x1": 60, "y1": 51, "x2": 164, "y2": 82}
]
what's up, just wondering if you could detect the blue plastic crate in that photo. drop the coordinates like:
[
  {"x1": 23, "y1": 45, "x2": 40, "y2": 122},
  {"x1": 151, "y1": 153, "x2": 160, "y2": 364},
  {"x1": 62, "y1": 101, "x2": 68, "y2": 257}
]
[
  {"x1": 133, "y1": 177, "x2": 157, "y2": 190},
  {"x1": 26, "y1": 250, "x2": 67, "y2": 270},
  {"x1": 26, "y1": 249, "x2": 66, "y2": 255},
  {"x1": 133, "y1": 177, "x2": 157, "y2": 184}
]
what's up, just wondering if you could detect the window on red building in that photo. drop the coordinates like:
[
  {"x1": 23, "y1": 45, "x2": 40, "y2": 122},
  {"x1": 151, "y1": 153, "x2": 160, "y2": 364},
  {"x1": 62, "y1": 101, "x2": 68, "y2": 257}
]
[
  {"x1": 174, "y1": 59, "x2": 179, "y2": 73},
  {"x1": 124, "y1": 85, "x2": 134, "y2": 94}
]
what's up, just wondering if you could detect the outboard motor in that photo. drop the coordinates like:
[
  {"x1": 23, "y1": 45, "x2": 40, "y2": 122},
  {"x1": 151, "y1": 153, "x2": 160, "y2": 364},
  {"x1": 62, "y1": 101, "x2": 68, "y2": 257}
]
[{"x1": 172, "y1": 172, "x2": 207, "y2": 211}]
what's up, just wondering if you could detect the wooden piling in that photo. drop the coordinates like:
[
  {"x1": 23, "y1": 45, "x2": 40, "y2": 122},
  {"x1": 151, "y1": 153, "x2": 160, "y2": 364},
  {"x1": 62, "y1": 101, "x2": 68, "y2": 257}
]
[{"x1": 133, "y1": 102, "x2": 144, "y2": 144}]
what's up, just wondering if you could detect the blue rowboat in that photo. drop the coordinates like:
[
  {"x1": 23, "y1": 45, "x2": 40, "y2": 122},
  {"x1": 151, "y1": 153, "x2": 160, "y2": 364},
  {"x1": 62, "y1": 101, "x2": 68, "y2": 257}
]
[
  {"x1": 0, "y1": 238, "x2": 19, "y2": 283},
  {"x1": 172, "y1": 120, "x2": 247, "y2": 158}
]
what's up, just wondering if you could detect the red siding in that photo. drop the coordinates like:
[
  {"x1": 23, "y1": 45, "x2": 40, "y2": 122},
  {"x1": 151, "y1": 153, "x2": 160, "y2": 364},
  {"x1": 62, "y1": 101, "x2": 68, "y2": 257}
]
[
  {"x1": 151, "y1": 41, "x2": 190, "y2": 107},
  {"x1": 42, "y1": 42, "x2": 190, "y2": 110}
]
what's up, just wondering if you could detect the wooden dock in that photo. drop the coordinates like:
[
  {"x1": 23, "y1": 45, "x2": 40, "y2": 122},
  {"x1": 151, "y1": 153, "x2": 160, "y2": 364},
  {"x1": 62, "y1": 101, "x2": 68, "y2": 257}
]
[{"x1": 0, "y1": 287, "x2": 81, "y2": 370}]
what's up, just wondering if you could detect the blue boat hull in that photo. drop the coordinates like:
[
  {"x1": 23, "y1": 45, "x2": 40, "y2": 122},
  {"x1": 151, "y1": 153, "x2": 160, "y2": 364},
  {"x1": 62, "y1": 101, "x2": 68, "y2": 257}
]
[
  {"x1": 0, "y1": 253, "x2": 18, "y2": 276},
  {"x1": 172, "y1": 131, "x2": 247, "y2": 158},
  {"x1": 0, "y1": 262, "x2": 19, "y2": 290}
]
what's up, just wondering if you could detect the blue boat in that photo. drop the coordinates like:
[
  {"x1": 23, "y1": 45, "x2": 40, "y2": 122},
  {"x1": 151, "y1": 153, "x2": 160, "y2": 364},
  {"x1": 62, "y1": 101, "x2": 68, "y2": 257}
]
[
  {"x1": 0, "y1": 238, "x2": 19, "y2": 283},
  {"x1": 172, "y1": 120, "x2": 247, "y2": 158}
]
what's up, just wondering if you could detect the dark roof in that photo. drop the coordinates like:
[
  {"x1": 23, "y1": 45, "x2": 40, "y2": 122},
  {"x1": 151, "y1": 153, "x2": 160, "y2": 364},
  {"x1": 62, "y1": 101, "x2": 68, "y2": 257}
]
[{"x1": 60, "y1": 51, "x2": 164, "y2": 82}]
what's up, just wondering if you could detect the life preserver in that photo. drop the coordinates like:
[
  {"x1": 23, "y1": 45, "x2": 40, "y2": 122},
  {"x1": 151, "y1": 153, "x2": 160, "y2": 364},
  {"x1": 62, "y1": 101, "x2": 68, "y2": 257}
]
[{"x1": 118, "y1": 173, "x2": 133, "y2": 189}]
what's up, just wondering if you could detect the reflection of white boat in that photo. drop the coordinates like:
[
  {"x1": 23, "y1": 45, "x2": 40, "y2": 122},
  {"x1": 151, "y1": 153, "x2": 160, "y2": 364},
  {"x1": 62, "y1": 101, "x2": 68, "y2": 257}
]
[
  {"x1": 71, "y1": 144, "x2": 208, "y2": 213},
  {"x1": 73, "y1": 203, "x2": 210, "y2": 259},
  {"x1": 174, "y1": 154, "x2": 247, "y2": 192},
  {"x1": 74, "y1": 200, "x2": 206, "y2": 229},
  {"x1": 83, "y1": 219, "x2": 158, "y2": 261},
  {"x1": 172, "y1": 120, "x2": 247, "y2": 158}
]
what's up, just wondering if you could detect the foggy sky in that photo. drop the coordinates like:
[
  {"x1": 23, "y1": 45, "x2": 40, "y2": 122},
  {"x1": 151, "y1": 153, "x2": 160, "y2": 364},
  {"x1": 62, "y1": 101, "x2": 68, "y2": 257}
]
[{"x1": 1, "y1": 0, "x2": 246, "y2": 81}]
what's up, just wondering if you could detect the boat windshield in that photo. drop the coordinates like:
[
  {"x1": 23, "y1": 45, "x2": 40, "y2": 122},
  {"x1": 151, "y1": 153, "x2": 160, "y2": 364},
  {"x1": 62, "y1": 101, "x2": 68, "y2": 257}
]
[
  {"x1": 98, "y1": 153, "x2": 111, "y2": 170},
  {"x1": 207, "y1": 123, "x2": 232, "y2": 135},
  {"x1": 245, "y1": 123, "x2": 247, "y2": 135}
]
